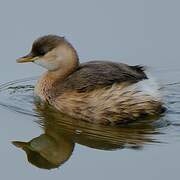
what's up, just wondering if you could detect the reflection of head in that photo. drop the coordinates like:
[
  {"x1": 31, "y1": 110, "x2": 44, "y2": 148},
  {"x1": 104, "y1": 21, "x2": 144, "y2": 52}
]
[{"x1": 12, "y1": 134, "x2": 74, "y2": 170}]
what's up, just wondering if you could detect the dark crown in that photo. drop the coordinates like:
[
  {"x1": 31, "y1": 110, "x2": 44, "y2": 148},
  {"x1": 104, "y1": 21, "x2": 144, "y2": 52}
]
[{"x1": 31, "y1": 35, "x2": 66, "y2": 57}]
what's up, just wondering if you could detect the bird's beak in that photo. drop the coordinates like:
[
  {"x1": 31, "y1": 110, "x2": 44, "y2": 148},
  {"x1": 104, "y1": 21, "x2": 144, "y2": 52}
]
[
  {"x1": 12, "y1": 141, "x2": 28, "y2": 148},
  {"x1": 16, "y1": 53, "x2": 39, "y2": 63}
]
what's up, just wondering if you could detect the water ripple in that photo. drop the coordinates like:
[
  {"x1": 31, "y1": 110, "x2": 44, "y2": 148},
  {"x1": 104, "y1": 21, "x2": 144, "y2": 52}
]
[{"x1": 0, "y1": 76, "x2": 179, "y2": 151}]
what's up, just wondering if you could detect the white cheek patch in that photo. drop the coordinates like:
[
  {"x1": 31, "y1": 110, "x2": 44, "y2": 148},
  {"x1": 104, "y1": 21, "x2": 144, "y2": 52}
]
[{"x1": 34, "y1": 59, "x2": 59, "y2": 71}]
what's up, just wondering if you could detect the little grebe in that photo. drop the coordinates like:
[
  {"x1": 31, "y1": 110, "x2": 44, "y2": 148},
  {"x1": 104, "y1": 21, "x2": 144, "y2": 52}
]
[{"x1": 17, "y1": 35, "x2": 165, "y2": 125}]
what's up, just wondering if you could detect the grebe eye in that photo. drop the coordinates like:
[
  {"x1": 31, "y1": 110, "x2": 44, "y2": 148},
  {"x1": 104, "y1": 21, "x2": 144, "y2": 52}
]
[{"x1": 38, "y1": 50, "x2": 46, "y2": 56}]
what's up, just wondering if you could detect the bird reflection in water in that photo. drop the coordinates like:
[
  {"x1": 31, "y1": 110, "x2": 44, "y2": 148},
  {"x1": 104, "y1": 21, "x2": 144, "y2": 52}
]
[{"x1": 12, "y1": 98, "x2": 163, "y2": 170}]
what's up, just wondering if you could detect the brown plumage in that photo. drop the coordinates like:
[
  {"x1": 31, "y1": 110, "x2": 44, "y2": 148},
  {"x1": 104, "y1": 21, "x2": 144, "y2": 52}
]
[
  {"x1": 17, "y1": 35, "x2": 165, "y2": 125},
  {"x1": 53, "y1": 61, "x2": 147, "y2": 94}
]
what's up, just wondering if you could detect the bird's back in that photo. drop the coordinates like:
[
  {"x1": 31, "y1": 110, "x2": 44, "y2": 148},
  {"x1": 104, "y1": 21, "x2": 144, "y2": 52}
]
[{"x1": 52, "y1": 61, "x2": 147, "y2": 96}]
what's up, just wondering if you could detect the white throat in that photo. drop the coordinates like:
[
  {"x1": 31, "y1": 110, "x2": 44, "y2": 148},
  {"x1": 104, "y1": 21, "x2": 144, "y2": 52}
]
[{"x1": 34, "y1": 58, "x2": 60, "y2": 71}]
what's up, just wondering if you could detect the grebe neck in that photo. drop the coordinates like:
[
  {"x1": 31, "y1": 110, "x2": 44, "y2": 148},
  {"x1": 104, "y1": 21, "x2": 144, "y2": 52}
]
[{"x1": 34, "y1": 59, "x2": 79, "y2": 101}]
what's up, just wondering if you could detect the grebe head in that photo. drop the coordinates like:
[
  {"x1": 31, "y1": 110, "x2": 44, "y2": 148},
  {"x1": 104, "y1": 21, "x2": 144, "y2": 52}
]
[{"x1": 17, "y1": 35, "x2": 79, "y2": 71}]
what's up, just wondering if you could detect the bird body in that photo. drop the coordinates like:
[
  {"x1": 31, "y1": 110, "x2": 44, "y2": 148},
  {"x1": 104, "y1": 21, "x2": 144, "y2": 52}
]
[{"x1": 17, "y1": 35, "x2": 164, "y2": 125}]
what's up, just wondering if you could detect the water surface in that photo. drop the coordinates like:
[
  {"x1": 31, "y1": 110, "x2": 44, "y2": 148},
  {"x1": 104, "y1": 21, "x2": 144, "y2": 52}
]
[
  {"x1": 0, "y1": 69, "x2": 180, "y2": 179},
  {"x1": 1, "y1": 0, "x2": 180, "y2": 179}
]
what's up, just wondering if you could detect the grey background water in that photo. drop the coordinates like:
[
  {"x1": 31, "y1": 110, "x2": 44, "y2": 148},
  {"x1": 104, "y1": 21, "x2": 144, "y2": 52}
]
[{"x1": 0, "y1": 0, "x2": 180, "y2": 179}]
